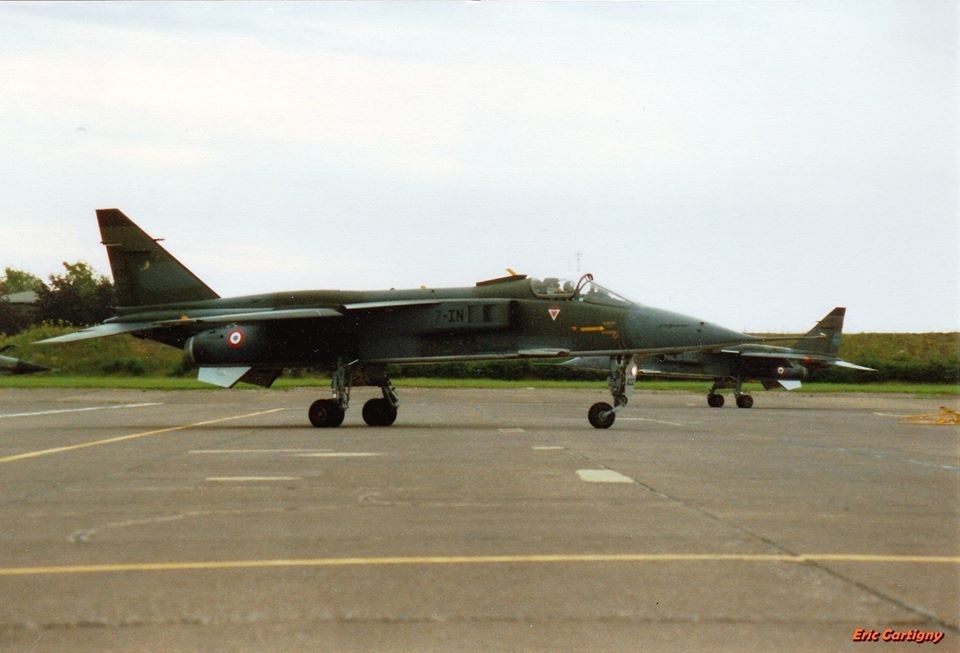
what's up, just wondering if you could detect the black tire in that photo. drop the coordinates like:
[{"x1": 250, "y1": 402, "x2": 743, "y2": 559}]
[
  {"x1": 309, "y1": 399, "x2": 345, "y2": 427},
  {"x1": 362, "y1": 398, "x2": 397, "y2": 426},
  {"x1": 707, "y1": 394, "x2": 725, "y2": 408},
  {"x1": 588, "y1": 401, "x2": 616, "y2": 429},
  {"x1": 736, "y1": 394, "x2": 754, "y2": 409}
]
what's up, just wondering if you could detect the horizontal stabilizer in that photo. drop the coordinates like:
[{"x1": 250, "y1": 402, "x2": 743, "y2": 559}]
[
  {"x1": 198, "y1": 366, "x2": 252, "y2": 388},
  {"x1": 197, "y1": 366, "x2": 281, "y2": 388},
  {"x1": 34, "y1": 322, "x2": 154, "y2": 344},
  {"x1": 761, "y1": 379, "x2": 802, "y2": 391},
  {"x1": 238, "y1": 368, "x2": 282, "y2": 388}
]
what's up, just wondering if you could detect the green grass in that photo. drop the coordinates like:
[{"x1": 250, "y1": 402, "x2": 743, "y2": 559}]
[{"x1": 1, "y1": 375, "x2": 956, "y2": 396}]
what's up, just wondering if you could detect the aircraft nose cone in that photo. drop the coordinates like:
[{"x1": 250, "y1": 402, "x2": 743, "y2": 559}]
[
  {"x1": 15, "y1": 360, "x2": 51, "y2": 374},
  {"x1": 626, "y1": 308, "x2": 754, "y2": 350}
]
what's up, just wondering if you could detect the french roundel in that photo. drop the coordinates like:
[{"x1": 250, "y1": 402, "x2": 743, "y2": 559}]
[
  {"x1": 777, "y1": 366, "x2": 785, "y2": 375},
  {"x1": 227, "y1": 328, "x2": 245, "y2": 348}
]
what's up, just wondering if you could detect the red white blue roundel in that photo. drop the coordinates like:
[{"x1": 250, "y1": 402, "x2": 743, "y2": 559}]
[{"x1": 227, "y1": 327, "x2": 245, "y2": 348}]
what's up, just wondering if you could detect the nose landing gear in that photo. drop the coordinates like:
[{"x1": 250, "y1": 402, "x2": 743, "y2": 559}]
[{"x1": 587, "y1": 356, "x2": 636, "y2": 429}]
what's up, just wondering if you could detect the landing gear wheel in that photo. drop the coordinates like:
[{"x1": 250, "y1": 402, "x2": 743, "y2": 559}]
[
  {"x1": 736, "y1": 394, "x2": 754, "y2": 409},
  {"x1": 309, "y1": 399, "x2": 345, "y2": 427},
  {"x1": 588, "y1": 402, "x2": 616, "y2": 429},
  {"x1": 707, "y1": 394, "x2": 725, "y2": 408},
  {"x1": 362, "y1": 398, "x2": 398, "y2": 426}
]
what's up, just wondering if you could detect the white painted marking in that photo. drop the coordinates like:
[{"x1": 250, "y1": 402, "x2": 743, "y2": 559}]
[
  {"x1": 498, "y1": 428, "x2": 525, "y2": 434},
  {"x1": 295, "y1": 452, "x2": 382, "y2": 458},
  {"x1": 190, "y1": 449, "x2": 331, "y2": 454},
  {"x1": 206, "y1": 477, "x2": 300, "y2": 482},
  {"x1": 577, "y1": 469, "x2": 635, "y2": 483},
  {"x1": 618, "y1": 417, "x2": 689, "y2": 427},
  {"x1": 0, "y1": 402, "x2": 163, "y2": 419},
  {"x1": 532, "y1": 446, "x2": 566, "y2": 451}
]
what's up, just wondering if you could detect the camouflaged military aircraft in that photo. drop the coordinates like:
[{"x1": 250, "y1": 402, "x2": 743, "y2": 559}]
[
  {"x1": 39, "y1": 209, "x2": 793, "y2": 429},
  {"x1": 0, "y1": 345, "x2": 50, "y2": 375},
  {"x1": 565, "y1": 307, "x2": 875, "y2": 409}
]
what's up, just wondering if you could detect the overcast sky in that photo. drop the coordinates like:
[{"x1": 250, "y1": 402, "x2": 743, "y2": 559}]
[{"x1": 1, "y1": 1, "x2": 956, "y2": 332}]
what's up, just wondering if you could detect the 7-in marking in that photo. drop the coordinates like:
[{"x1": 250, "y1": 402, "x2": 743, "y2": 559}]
[{"x1": 0, "y1": 408, "x2": 285, "y2": 465}]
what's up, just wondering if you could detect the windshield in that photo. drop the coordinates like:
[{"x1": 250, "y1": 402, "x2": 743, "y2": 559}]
[
  {"x1": 575, "y1": 280, "x2": 635, "y2": 306},
  {"x1": 529, "y1": 274, "x2": 637, "y2": 306}
]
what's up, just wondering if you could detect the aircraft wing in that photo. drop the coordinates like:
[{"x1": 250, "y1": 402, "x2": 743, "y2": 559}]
[
  {"x1": 154, "y1": 308, "x2": 343, "y2": 325},
  {"x1": 35, "y1": 309, "x2": 344, "y2": 344},
  {"x1": 342, "y1": 298, "x2": 518, "y2": 311},
  {"x1": 34, "y1": 322, "x2": 156, "y2": 344},
  {"x1": 831, "y1": 360, "x2": 877, "y2": 372},
  {"x1": 367, "y1": 342, "x2": 751, "y2": 365},
  {"x1": 721, "y1": 349, "x2": 876, "y2": 371},
  {"x1": 36, "y1": 299, "x2": 491, "y2": 345},
  {"x1": 518, "y1": 348, "x2": 571, "y2": 358}
]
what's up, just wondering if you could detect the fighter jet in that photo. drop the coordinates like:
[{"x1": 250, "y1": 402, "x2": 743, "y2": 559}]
[
  {"x1": 0, "y1": 345, "x2": 51, "y2": 375},
  {"x1": 565, "y1": 307, "x2": 875, "y2": 408},
  {"x1": 39, "y1": 209, "x2": 786, "y2": 429}
]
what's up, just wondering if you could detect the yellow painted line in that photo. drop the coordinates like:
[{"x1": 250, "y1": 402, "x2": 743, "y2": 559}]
[
  {"x1": 0, "y1": 553, "x2": 957, "y2": 576},
  {"x1": 578, "y1": 326, "x2": 604, "y2": 333},
  {"x1": 0, "y1": 408, "x2": 285, "y2": 465}
]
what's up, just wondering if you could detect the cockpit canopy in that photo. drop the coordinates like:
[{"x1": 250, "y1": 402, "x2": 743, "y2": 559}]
[{"x1": 529, "y1": 274, "x2": 636, "y2": 306}]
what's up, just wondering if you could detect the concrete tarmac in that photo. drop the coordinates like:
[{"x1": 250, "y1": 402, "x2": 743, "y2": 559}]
[{"x1": 0, "y1": 387, "x2": 956, "y2": 652}]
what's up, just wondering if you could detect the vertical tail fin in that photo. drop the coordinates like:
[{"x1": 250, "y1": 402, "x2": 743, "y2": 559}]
[
  {"x1": 794, "y1": 307, "x2": 845, "y2": 355},
  {"x1": 97, "y1": 209, "x2": 219, "y2": 308}
]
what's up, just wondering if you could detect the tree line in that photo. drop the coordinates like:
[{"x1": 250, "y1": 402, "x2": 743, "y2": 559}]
[{"x1": 0, "y1": 263, "x2": 115, "y2": 335}]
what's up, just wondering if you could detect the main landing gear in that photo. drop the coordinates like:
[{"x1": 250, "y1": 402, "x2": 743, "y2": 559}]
[
  {"x1": 706, "y1": 377, "x2": 753, "y2": 409},
  {"x1": 308, "y1": 360, "x2": 400, "y2": 427},
  {"x1": 588, "y1": 356, "x2": 636, "y2": 429}
]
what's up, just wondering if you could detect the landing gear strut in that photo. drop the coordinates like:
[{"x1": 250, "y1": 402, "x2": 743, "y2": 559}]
[
  {"x1": 706, "y1": 377, "x2": 752, "y2": 409},
  {"x1": 308, "y1": 360, "x2": 401, "y2": 427},
  {"x1": 588, "y1": 356, "x2": 636, "y2": 429},
  {"x1": 309, "y1": 358, "x2": 352, "y2": 427}
]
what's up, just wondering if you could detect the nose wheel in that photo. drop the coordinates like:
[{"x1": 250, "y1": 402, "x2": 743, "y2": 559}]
[
  {"x1": 587, "y1": 356, "x2": 635, "y2": 428},
  {"x1": 588, "y1": 402, "x2": 616, "y2": 428}
]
